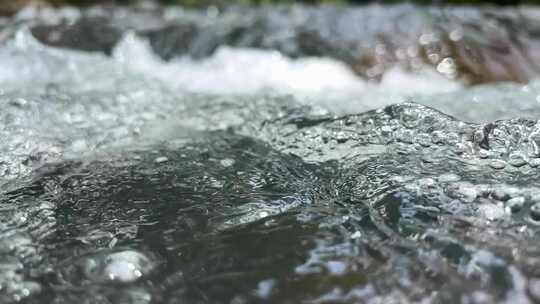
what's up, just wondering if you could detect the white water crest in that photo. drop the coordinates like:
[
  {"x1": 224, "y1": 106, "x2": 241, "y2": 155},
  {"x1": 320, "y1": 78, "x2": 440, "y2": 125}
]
[
  {"x1": 112, "y1": 32, "x2": 462, "y2": 114},
  {"x1": 111, "y1": 33, "x2": 540, "y2": 121}
]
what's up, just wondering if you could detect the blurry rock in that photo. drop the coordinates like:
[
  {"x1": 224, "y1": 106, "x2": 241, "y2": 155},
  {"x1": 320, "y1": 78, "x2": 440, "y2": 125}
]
[
  {"x1": 31, "y1": 16, "x2": 122, "y2": 54},
  {"x1": 0, "y1": 0, "x2": 48, "y2": 16},
  {"x1": 14, "y1": 5, "x2": 540, "y2": 84}
]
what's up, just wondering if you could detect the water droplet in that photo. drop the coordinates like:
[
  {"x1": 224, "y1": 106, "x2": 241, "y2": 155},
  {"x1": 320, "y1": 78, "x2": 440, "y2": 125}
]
[
  {"x1": 220, "y1": 158, "x2": 235, "y2": 167},
  {"x1": 154, "y1": 156, "x2": 168, "y2": 164},
  {"x1": 508, "y1": 153, "x2": 527, "y2": 167},
  {"x1": 326, "y1": 261, "x2": 347, "y2": 276},
  {"x1": 447, "y1": 182, "x2": 478, "y2": 203},
  {"x1": 449, "y1": 28, "x2": 464, "y2": 41},
  {"x1": 477, "y1": 201, "x2": 506, "y2": 221},
  {"x1": 438, "y1": 173, "x2": 461, "y2": 183},
  {"x1": 489, "y1": 160, "x2": 507, "y2": 169},
  {"x1": 82, "y1": 250, "x2": 158, "y2": 283},
  {"x1": 350, "y1": 231, "x2": 362, "y2": 239},
  {"x1": 255, "y1": 279, "x2": 275, "y2": 299},
  {"x1": 529, "y1": 158, "x2": 540, "y2": 168}
]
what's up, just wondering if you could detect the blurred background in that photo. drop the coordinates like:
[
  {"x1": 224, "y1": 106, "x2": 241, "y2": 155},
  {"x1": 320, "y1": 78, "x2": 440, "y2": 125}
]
[{"x1": 0, "y1": 0, "x2": 529, "y2": 16}]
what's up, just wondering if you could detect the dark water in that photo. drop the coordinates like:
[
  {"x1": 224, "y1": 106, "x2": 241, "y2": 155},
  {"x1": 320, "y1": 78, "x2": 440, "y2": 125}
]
[{"x1": 3, "y1": 4, "x2": 540, "y2": 304}]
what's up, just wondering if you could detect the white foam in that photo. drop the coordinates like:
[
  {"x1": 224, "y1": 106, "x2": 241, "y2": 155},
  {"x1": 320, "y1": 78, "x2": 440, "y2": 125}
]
[
  {"x1": 113, "y1": 33, "x2": 462, "y2": 114},
  {"x1": 113, "y1": 33, "x2": 367, "y2": 94}
]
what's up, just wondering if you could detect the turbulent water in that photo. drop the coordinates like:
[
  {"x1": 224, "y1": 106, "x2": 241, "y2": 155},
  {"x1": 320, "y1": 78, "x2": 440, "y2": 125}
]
[{"x1": 3, "y1": 4, "x2": 540, "y2": 304}]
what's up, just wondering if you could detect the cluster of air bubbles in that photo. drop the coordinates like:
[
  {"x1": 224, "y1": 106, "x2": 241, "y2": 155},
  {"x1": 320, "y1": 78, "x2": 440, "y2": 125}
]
[
  {"x1": 438, "y1": 180, "x2": 540, "y2": 222},
  {"x1": 0, "y1": 232, "x2": 42, "y2": 302},
  {"x1": 62, "y1": 249, "x2": 159, "y2": 284}
]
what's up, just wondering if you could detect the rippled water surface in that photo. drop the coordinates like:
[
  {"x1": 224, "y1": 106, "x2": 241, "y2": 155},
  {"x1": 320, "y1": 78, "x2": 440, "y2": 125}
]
[{"x1": 4, "y1": 4, "x2": 540, "y2": 304}]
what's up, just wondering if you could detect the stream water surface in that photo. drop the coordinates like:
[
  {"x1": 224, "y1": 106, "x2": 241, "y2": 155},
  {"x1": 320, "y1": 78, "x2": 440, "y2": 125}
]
[{"x1": 2, "y1": 4, "x2": 540, "y2": 304}]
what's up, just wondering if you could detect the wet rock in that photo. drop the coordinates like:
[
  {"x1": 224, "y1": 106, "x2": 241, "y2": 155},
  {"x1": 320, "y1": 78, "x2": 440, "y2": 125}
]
[{"x1": 31, "y1": 17, "x2": 122, "y2": 54}]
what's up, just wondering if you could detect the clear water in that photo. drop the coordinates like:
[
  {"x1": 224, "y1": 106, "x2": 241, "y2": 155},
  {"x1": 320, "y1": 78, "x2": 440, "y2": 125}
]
[{"x1": 2, "y1": 5, "x2": 540, "y2": 304}]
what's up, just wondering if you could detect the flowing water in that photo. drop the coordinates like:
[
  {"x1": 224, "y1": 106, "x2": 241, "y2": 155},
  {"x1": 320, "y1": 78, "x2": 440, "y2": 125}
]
[{"x1": 3, "y1": 4, "x2": 540, "y2": 304}]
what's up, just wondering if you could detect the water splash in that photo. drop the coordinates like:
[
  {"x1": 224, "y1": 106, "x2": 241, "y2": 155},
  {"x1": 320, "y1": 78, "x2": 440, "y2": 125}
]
[{"x1": 2, "y1": 9, "x2": 540, "y2": 304}]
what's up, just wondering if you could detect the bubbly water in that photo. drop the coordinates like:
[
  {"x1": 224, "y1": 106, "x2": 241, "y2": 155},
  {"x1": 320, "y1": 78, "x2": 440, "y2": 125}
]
[{"x1": 3, "y1": 4, "x2": 540, "y2": 304}]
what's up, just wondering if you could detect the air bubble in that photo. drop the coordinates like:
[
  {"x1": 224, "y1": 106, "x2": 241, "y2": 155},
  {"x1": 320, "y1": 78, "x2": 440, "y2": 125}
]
[
  {"x1": 81, "y1": 250, "x2": 158, "y2": 283},
  {"x1": 508, "y1": 153, "x2": 527, "y2": 167},
  {"x1": 154, "y1": 157, "x2": 168, "y2": 164},
  {"x1": 488, "y1": 160, "x2": 507, "y2": 169}
]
